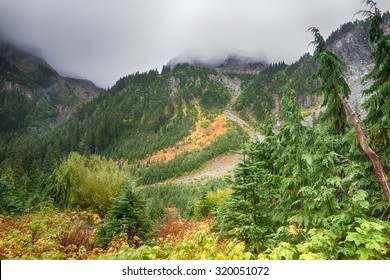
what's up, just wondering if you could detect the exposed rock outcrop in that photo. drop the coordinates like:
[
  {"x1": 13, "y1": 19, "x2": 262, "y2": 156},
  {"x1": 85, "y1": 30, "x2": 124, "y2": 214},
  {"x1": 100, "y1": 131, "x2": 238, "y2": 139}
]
[
  {"x1": 216, "y1": 55, "x2": 268, "y2": 74},
  {"x1": 304, "y1": 15, "x2": 389, "y2": 126},
  {"x1": 4, "y1": 81, "x2": 33, "y2": 99}
]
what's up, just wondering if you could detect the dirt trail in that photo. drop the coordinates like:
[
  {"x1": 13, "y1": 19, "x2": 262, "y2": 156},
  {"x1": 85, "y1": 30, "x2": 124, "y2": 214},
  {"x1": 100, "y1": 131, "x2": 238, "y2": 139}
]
[
  {"x1": 172, "y1": 76, "x2": 264, "y2": 184},
  {"x1": 220, "y1": 77, "x2": 264, "y2": 142}
]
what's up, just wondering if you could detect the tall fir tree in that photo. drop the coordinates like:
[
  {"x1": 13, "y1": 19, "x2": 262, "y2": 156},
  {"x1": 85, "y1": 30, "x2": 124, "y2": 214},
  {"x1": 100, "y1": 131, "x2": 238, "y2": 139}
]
[
  {"x1": 360, "y1": 1, "x2": 390, "y2": 154},
  {"x1": 310, "y1": 26, "x2": 390, "y2": 204}
]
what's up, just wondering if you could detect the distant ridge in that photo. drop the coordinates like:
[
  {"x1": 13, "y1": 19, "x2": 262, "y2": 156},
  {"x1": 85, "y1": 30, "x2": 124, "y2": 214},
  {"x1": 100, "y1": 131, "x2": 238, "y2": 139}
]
[
  {"x1": 168, "y1": 53, "x2": 268, "y2": 74},
  {"x1": 0, "y1": 40, "x2": 103, "y2": 128}
]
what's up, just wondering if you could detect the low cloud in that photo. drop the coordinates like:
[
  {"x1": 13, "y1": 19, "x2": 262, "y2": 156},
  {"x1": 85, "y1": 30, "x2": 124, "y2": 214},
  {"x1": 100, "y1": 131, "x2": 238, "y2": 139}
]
[{"x1": 0, "y1": 0, "x2": 389, "y2": 87}]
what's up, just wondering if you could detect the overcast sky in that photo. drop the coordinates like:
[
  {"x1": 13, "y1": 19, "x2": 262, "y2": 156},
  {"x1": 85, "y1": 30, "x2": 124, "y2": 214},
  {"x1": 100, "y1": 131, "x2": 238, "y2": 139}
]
[{"x1": 0, "y1": 0, "x2": 389, "y2": 88}]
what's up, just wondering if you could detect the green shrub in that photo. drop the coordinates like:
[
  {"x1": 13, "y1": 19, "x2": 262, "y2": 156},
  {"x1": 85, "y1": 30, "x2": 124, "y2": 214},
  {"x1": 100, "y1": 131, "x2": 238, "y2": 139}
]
[
  {"x1": 99, "y1": 230, "x2": 252, "y2": 260},
  {"x1": 200, "y1": 120, "x2": 210, "y2": 129},
  {"x1": 96, "y1": 185, "x2": 154, "y2": 247},
  {"x1": 343, "y1": 218, "x2": 390, "y2": 260},
  {"x1": 47, "y1": 152, "x2": 129, "y2": 215},
  {"x1": 193, "y1": 188, "x2": 233, "y2": 220}
]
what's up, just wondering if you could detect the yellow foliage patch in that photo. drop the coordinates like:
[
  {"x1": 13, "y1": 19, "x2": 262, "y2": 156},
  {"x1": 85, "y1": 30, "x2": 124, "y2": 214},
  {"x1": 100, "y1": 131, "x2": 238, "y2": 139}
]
[
  {"x1": 0, "y1": 209, "x2": 102, "y2": 260},
  {"x1": 145, "y1": 114, "x2": 228, "y2": 163}
]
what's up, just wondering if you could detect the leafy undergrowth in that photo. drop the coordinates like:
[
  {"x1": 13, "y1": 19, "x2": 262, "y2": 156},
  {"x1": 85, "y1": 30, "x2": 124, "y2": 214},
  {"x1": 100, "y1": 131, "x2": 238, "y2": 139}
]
[
  {"x1": 1, "y1": 205, "x2": 389, "y2": 260},
  {"x1": 99, "y1": 207, "x2": 251, "y2": 260},
  {"x1": 157, "y1": 207, "x2": 211, "y2": 247},
  {"x1": 0, "y1": 206, "x2": 250, "y2": 260},
  {"x1": 256, "y1": 218, "x2": 390, "y2": 260},
  {"x1": 0, "y1": 206, "x2": 102, "y2": 259}
]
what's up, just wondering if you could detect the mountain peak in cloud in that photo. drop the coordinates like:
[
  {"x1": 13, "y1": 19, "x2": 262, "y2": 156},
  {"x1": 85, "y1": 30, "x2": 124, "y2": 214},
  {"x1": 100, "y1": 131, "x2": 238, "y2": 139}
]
[{"x1": 167, "y1": 53, "x2": 268, "y2": 74}]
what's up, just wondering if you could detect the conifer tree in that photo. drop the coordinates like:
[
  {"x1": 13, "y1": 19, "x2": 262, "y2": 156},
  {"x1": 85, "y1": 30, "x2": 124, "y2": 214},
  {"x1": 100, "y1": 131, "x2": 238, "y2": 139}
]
[
  {"x1": 310, "y1": 27, "x2": 390, "y2": 204},
  {"x1": 217, "y1": 154, "x2": 268, "y2": 253},
  {"x1": 309, "y1": 27, "x2": 350, "y2": 136},
  {"x1": 359, "y1": 1, "x2": 390, "y2": 154},
  {"x1": 96, "y1": 185, "x2": 153, "y2": 247},
  {"x1": 273, "y1": 78, "x2": 308, "y2": 220},
  {"x1": 28, "y1": 159, "x2": 42, "y2": 192},
  {"x1": 216, "y1": 76, "x2": 309, "y2": 250}
]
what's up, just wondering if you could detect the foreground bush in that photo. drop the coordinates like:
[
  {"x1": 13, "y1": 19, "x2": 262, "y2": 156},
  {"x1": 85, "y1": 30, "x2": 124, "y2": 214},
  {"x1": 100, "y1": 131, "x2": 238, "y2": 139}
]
[
  {"x1": 99, "y1": 211, "x2": 251, "y2": 260},
  {"x1": 47, "y1": 152, "x2": 129, "y2": 215},
  {"x1": 95, "y1": 185, "x2": 154, "y2": 248},
  {"x1": 0, "y1": 206, "x2": 102, "y2": 259}
]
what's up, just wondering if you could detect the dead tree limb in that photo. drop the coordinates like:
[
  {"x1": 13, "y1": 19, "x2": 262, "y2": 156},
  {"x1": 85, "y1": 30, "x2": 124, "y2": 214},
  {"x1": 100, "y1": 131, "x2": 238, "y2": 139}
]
[{"x1": 339, "y1": 94, "x2": 390, "y2": 205}]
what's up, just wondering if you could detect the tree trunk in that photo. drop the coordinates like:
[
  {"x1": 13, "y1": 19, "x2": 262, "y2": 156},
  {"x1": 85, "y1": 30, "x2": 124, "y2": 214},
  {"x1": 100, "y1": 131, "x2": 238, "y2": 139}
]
[
  {"x1": 337, "y1": 106, "x2": 344, "y2": 136},
  {"x1": 339, "y1": 95, "x2": 390, "y2": 205}
]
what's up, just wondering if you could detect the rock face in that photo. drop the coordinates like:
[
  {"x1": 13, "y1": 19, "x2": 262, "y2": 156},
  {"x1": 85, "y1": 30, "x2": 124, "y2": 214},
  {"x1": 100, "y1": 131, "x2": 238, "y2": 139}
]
[
  {"x1": 0, "y1": 41, "x2": 50, "y2": 73},
  {"x1": 303, "y1": 14, "x2": 389, "y2": 126},
  {"x1": 215, "y1": 55, "x2": 268, "y2": 74},
  {"x1": 322, "y1": 14, "x2": 389, "y2": 121},
  {"x1": 327, "y1": 21, "x2": 374, "y2": 120},
  {"x1": 383, "y1": 12, "x2": 390, "y2": 34},
  {"x1": 4, "y1": 81, "x2": 33, "y2": 99}
]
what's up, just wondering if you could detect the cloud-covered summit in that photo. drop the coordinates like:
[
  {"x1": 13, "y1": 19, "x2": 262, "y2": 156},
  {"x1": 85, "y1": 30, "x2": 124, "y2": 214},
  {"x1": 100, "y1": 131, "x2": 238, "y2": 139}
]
[{"x1": 0, "y1": 0, "x2": 389, "y2": 87}]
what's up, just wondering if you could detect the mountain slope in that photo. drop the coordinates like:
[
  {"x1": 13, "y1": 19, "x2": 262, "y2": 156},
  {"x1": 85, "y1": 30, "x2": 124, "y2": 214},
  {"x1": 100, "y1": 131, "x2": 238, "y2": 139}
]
[
  {"x1": 0, "y1": 64, "x2": 248, "y2": 185},
  {"x1": 172, "y1": 76, "x2": 264, "y2": 184},
  {"x1": 170, "y1": 15, "x2": 390, "y2": 183},
  {"x1": 0, "y1": 41, "x2": 103, "y2": 133},
  {"x1": 1, "y1": 13, "x2": 389, "y2": 188}
]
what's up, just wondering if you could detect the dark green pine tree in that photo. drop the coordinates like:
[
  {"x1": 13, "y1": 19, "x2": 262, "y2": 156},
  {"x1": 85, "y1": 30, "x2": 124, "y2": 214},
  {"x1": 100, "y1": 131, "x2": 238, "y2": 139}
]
[
  {"x1": 42, "y1": 142, "x2": 61, "y2": 175},
  {"x1": 271, "y1": 77, "x2": 309, "y2": 226},
  {"x1": 0, "y1": 168, "x2": 17, "y2": 214},
  {"x1": 309, "y1": 27, "x2": 350, "y2": 136},
  {"x1": 78, "y1": 132, "x2": 93, "y2": 156},
  {"x1": 28, "y1": 159, "x2": 43, "y2": 191},
  {"x1": 216, "y1": 75, "x2": 311, "y2": 251},
  {"x1": 96, "y1": 185, "x2": 154, "y2": 247},
  {"x1": 217, "y1": 154, "x2": 269, "y2": 254},
  {"x1": 310, "y1": 26, "x2": 390, "y2": 205},
  {"x1": 26, "y1": 158, "x2": 45, "y2": 208}
]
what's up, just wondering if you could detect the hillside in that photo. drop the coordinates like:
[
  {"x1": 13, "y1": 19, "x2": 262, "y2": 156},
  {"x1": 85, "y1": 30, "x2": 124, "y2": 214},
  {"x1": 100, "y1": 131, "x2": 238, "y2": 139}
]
[
  {"x1": 0, "y1": 40, "x2": 103, "y2": 133},
  {"x1": 2, "y1": 11, "x2": 389, "y2": 182},
  {"x1": 1, "y1": 14, "x2": 387, "y2": 186},
  {"x1": 50, "y1": 66, "x2": 249, "y2": 185}
]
